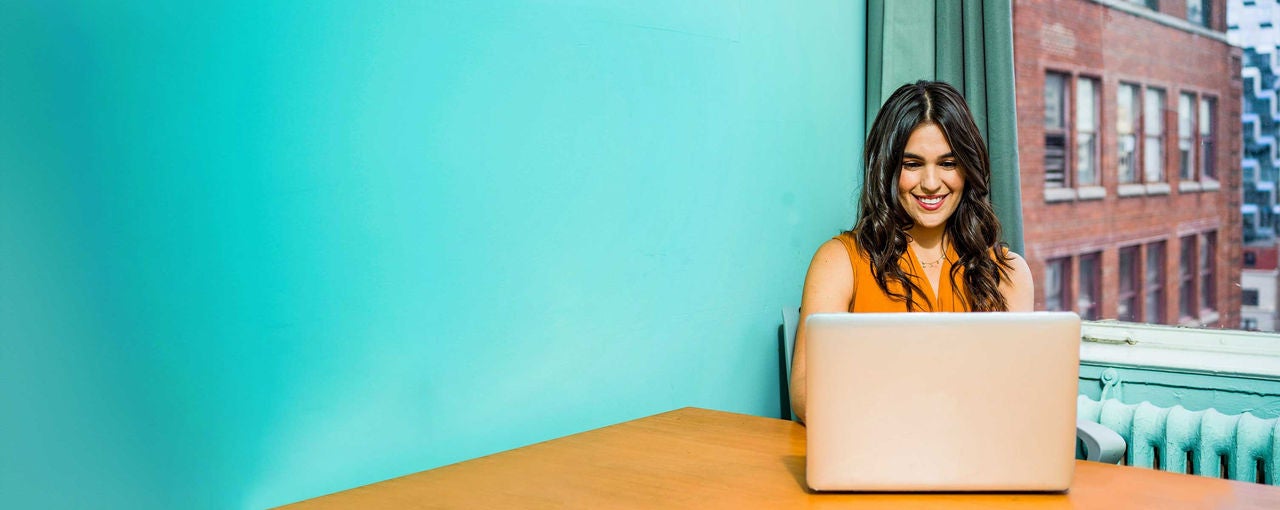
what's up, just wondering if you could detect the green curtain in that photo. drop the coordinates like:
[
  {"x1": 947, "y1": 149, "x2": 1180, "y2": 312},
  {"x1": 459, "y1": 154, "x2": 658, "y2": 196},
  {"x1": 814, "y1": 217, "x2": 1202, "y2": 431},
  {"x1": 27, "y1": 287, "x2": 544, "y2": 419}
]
[{"x1": 865, "y1": 0, "x2": 1025, "y2": 254}]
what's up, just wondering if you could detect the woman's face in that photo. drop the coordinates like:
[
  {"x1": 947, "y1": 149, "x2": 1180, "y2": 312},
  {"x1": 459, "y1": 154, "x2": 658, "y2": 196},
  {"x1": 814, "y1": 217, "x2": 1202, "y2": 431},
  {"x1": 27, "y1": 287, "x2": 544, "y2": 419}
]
[{"x1": 897, "y1": 122, "x2": 965, "y2": 231}]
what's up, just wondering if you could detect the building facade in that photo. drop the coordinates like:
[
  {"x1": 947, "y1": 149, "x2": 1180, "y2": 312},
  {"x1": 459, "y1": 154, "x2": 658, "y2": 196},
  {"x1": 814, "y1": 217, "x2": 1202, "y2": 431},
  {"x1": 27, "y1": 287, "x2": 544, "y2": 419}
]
[
  {"x1": 1013, "y1": 0, "x2": 1243, "y2": 327},
  {"x1": 1240, "y1": 244, "x2": 1280, "y2": 330},
  {"x1": 1229, "y1": 0, "x2": 1280, "y2": 243}
]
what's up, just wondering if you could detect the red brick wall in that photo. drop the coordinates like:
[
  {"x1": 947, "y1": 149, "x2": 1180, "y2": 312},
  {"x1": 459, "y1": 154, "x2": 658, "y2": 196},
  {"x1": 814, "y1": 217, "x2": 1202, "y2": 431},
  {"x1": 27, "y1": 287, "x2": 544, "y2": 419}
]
[{"x1": 1012, "y1": 0, "x2": 1241, "y2": 327}]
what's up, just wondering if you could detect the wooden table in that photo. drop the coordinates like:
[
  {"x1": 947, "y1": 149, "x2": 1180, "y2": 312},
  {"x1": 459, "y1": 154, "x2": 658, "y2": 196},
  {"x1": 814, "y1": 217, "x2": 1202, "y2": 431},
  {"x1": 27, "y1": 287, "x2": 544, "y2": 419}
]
[{"x1": 284, "y1": 407, "x2": 1280, "y2": 509}]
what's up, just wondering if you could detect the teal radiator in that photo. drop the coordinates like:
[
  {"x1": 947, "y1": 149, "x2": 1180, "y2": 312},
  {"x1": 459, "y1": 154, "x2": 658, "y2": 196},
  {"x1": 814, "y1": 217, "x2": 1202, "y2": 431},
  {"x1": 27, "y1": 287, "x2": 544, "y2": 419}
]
[{"x1": 1078, "y1": 396, "x2": 1279, "y2": 484}]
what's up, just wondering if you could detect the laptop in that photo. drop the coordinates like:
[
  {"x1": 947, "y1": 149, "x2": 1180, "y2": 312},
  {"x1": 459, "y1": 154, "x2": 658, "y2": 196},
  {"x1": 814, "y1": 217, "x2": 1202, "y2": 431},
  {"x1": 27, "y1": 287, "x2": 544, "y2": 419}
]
[{"x1": 804, "y1": 312, "x2": 1081, "y2": 492}]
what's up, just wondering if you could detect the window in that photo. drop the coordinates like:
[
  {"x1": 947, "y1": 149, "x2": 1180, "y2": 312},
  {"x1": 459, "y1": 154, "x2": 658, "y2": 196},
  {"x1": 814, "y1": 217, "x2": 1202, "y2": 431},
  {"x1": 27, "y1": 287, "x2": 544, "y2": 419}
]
[
  {"x1": 1045, "y1": 257, "x2": 1071, "y2": 312},
  {"x1": 1117, "y1": 84, "x2": 1141, "y2": 184},
  {"x1": 1179, "y1": 235, "x2": 1196, "y2": 319},
  {"x1": 1199, "y1": 231, "x2": 1216, "y2": 312},
  {"x1": 1078, "y1": 252, "x2": 1102, "y2": 320},
  {"x1": 1242, "y1": 290, "x2": 1260, "y2": 307},
  {"x1": 1178, "y1": 93, "x2": 1196, "y2": 181},
  {"x1": 1245, "y1": 251, "x2": 1257, "y2": 268},
  {"x1": 1118, "y1": 246, "x2": 1140, "y2": 322},
  {"x1": 1076, "y1": 77, "x2": 1100, "y2": 186},
  {"x1": 1243, "y1": 317, "x2": 1259, "y2": 330},
  {"x1": 1187, "y1": 0, "x2": 1208, "y2": 27},
  {"x1": 1044, "y1": 73, "x2": 1068, "y2": 188},
  {"x1": 1145, "y1": 241, "x2": 1166, "y2": 324},
  {"x1": 1200, "y1": 97, "x2": 1216, "y2": 180},
  {"x1": 1144, "y1": 88, "x2": 1166, "y2": 183}
]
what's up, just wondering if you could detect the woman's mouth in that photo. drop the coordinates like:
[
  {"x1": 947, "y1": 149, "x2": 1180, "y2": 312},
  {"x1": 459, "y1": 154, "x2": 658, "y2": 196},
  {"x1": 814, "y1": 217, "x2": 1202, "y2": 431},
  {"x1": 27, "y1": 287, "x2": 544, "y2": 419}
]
[{"x1": 914, "y1": 194, "x2": 948, "y2": 211}]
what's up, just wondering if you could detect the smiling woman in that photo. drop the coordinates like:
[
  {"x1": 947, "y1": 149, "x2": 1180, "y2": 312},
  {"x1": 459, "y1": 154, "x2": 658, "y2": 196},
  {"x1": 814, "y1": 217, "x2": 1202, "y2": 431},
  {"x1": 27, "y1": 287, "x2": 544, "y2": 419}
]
[{"x1": 788, "y1": 80, "x2": 1034, "y2": 423}]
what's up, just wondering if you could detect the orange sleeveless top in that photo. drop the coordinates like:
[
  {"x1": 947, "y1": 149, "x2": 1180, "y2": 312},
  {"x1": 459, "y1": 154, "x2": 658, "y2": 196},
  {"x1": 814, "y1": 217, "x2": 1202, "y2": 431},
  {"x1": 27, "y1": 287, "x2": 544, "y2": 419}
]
[{"x1": 835, "y1": 232, "x2": 971, "y2": 312}]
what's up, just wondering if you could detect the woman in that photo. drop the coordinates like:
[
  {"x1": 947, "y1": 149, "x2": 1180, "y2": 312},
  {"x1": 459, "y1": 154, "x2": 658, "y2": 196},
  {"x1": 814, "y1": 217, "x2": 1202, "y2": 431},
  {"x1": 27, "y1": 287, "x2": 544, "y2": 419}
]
[{"x1": 789, "y1": 81, "x2": 1034, "y2": 423}]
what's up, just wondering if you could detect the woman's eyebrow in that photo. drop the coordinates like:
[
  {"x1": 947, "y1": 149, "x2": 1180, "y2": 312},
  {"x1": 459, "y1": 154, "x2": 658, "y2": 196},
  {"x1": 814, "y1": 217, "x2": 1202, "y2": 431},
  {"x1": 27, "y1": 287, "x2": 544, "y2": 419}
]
[{"x1": 901, "y1": 152, "x2": 956, "y2": 159}]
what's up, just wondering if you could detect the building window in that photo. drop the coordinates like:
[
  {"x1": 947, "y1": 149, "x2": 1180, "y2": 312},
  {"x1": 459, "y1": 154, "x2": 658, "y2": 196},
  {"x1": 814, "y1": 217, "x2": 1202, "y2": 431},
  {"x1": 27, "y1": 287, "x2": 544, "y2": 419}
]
[
  {"x1": 1078, "y1": 252, "x2": 1102, "y2": 320},
  {"x1": 1200, "y1": 97, "x2": 1216, "y2": 180},
  {"x1": 1045, "y1": 257, "x2": 1071, "y2": 312},
  {"x1": 1187, "y1": 0, "x2": 1208, "y2": 27},
  {"x1": 1044, "y1": 72, "x2": 1069, "y2": 188},
  {"x1": 1144, "y1": 87, "x2": 1166, "y2": 183},
  {"x1": 1076, "y1": 77, "x2": 1100, "y2": 187},
  {"x1": 1245, "y1": 251, "x2": 1257, "y2": 268},
  {"x1": 1118, "y1": 246, "x2": 1140, "y2": 322},
  {"x1": 1200, "y1": 231, "x2": 1216, "y2": 312},
  {"x1": 1243, "y1": 317, "x2": 1259, "y2": 330},
  {"x1": 1179, "y1": 235, "x2": 1197, "y2": 319},
  {"x1": 1145, "y1": 241, "x2": 1166, "y2": 324},
  {"x1": 1118, "y1": 83, "x2": 1141, "y2": 184},
  {"x1": 1178, "y1": 92, "x2": 1196, "y2": 181},
  {"x1": 1242, "y1": 290, "x2": 1260, "y2": 308}
]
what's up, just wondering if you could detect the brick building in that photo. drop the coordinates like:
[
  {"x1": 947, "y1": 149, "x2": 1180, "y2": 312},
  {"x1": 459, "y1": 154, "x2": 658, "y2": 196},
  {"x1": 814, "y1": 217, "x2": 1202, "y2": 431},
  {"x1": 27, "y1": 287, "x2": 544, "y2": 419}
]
[{"x1": 1013, "y1": 0, "x2": 1243, "y2": 327}]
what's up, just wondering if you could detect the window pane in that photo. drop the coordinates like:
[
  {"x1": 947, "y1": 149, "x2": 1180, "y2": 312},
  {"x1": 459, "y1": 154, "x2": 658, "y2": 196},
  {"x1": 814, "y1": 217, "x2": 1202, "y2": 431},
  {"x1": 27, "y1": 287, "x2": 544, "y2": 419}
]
[
  {"x1": 1200, "y1": 232, "x2": 1216, "y2": 311},
  {"x1": 1145, "y1": 242, "x2": 1165, "y2": 323},
  {"x1": 1046, "y1": 258, "x2": 1069, "y2": 312},
  {"x1": 1187, "y1": 0, "x2": 1206, "y2": 27},
  {"x1": 1179, "y1": 236, "x2": 1195, "y2": 318},
  {"x1": 1078, "y1": 252, "x2": 1101, "y2": 320},
  {"x1": 1117, "y1": 85, "x2": 1136, "y2": 134},
  {"x1": 1145, "y1": 89, "x2": 1164, "y2": 136},
  {"x1": 1145, "y1": 135, "x2": 1164, "y2": 182},
  {"x1": 1076, "y1": 78, "x2": 1095, "y2": 130},
  {"x1": 1144, "y1": 88, "x2": 1165, "y2": 183},
  {"x1": 1044, "y1": 73, "x2": 1066, "y2": 129},
  {"x1": 1242, "y1": 289, "x2": 1259, "y2": 307},
  {"x1": 1118, "y1": 84, "x2": 1139, "y2": 184},
  {"x1": 1178, "y1": 93, "x2": 1194, "y2": 137},
  {"x1": 1200, "y1": 97, "x2": 1215, "y2": 179},
  {"x1": 1119, "y1": 247, "x2": 1139, "y2": 322},
  {"x1": 1077, "y1": 133, "x2": 1097, "y2": 186}
]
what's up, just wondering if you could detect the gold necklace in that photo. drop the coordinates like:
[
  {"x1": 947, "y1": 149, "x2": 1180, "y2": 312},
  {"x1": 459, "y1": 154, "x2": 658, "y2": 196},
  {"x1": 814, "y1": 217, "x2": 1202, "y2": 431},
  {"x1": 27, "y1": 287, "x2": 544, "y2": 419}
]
[{"x1": 919, "y1": 252, "x2": 946, "y2": 269}]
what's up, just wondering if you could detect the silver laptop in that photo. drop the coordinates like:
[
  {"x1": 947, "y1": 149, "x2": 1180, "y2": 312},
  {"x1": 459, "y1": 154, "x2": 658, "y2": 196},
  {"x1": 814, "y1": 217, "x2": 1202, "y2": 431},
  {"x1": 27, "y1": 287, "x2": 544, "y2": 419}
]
[{"x1": 804, "y1": 312, "x2": 1081, "y2": 492}]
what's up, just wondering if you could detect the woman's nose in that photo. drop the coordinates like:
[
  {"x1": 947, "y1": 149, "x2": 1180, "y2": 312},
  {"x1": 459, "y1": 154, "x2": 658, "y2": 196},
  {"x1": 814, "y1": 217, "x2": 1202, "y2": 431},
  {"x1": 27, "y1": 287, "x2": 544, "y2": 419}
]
[{"x1": 920, "y1": 166, "x2": 942, "y2": 192}]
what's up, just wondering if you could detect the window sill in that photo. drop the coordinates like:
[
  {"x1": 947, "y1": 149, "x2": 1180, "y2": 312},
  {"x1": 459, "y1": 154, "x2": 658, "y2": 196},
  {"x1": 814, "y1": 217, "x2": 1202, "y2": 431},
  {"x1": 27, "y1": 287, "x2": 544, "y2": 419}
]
[
  {"x1": 1045, "y1": 187, "x2": 1077, "y2": 203},
  {"x1": 1118, "y1": 184, "x2": 1146, "y2": 197},
  {"x1": 1077, "y1": 186, "x2": 1107, "y2": 201},
  {"x1": 1178, "y1": 181, "x2": 1203, "y2": 193},
  {"x1": 1201, "y1": 179, "x2": 1221, "y2": 191},
  {"x1": 1079, "y1": 320, "x2": 1280, "y2": 379},
  {"x1": 1145, "y1": 183, "x2": 1172, "y2": 195}
]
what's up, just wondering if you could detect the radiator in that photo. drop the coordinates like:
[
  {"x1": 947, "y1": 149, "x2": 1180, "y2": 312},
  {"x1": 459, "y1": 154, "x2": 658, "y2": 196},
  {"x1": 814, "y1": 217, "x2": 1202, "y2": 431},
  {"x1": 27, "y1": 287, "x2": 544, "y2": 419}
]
[{"x1": 1078, "y1": 396, "x2": 1280, "y2": 485}]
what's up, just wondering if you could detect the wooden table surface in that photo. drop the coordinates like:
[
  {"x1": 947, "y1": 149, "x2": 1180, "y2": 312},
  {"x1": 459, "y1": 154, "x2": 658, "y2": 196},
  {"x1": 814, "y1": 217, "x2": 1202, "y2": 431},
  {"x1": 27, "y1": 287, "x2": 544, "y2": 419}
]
[{"x1": 283, "y1": 407, "x2": 1280, "y2": 509}]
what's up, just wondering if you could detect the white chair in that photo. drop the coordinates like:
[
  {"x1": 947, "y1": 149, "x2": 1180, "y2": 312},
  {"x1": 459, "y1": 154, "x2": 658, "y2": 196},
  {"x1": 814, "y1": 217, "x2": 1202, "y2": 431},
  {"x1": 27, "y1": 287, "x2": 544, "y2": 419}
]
[{"x1": 778, "y1": 306, "x2": 1126, "y2": 464}]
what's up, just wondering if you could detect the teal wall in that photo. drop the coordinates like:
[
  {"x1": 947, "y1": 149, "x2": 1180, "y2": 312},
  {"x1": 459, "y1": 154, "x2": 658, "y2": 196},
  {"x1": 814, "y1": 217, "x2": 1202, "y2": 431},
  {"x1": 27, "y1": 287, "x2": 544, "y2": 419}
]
[{"x1": 0, "y1": 2, "x2": 864, "y2": 508}]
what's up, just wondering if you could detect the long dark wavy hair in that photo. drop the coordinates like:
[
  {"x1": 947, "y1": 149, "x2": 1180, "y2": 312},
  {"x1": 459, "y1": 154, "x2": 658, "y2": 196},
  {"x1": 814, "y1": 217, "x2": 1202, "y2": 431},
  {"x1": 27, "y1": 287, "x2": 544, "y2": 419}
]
[{"x1": 852, "y1": 80, "x2": 1013, "y2": 311}]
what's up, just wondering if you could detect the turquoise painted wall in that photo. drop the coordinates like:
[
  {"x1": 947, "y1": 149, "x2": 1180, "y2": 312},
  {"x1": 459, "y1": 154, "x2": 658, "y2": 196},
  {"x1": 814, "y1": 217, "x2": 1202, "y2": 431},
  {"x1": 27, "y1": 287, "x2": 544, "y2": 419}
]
[{"x1": 0, "y1": 2, "x2": 864, "y2": 507}]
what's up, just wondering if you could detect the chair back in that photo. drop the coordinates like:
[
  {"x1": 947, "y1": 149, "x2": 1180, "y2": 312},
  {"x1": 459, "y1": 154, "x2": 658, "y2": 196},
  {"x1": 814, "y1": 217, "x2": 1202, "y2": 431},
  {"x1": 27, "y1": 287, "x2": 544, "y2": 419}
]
[{"x1": 778, "y1": 307, "x2": 800, "y2": 421}]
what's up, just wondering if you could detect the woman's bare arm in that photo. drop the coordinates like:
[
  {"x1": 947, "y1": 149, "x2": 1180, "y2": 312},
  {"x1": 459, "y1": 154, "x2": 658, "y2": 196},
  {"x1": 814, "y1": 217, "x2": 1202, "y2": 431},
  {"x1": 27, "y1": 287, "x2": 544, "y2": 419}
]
[
  {"x1": 1001, "y1": 252, "x2": 1035, "y2": 312},
  {"x1": 790, "y1": 239, "x2": 855, "y2": 423}
]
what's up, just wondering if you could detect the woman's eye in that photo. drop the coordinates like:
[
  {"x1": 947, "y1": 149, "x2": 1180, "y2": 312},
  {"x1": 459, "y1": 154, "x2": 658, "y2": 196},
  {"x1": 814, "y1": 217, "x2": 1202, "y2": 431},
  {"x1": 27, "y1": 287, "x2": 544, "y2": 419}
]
[
  {"x1": 941, "y1": 160, "x2": 958, "y2": 168},
  {"x1": 902, "y1": 161, "x2": 922, "y2": 169}
]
